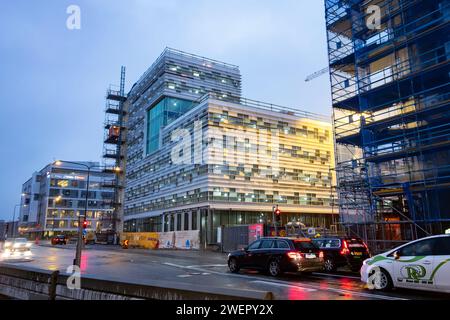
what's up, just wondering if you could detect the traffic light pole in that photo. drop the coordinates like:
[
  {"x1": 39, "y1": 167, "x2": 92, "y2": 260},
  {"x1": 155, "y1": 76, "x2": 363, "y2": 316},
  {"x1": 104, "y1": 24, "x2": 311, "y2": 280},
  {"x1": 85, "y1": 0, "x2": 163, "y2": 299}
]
[
  {"x1": 74, "y1": 166, "x2": 90, "y2": 267},
  {"x1": 272, "y1": 205, "x2": 278, "y2": 235}
]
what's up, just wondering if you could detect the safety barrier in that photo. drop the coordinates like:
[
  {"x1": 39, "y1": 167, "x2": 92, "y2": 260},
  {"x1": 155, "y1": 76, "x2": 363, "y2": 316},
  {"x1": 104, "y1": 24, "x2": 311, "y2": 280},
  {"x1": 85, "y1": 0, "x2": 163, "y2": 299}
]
[{"x1": 0, "y1": 264, "x2": 273, "y2": 300}]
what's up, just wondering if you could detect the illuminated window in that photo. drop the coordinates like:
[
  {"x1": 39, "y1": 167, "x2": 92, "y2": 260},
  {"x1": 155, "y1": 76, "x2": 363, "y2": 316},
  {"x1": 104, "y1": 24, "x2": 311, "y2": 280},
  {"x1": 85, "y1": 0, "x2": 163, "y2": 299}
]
[{"x1": 57, "y1": 180, "x2": 69, "y2": 188}]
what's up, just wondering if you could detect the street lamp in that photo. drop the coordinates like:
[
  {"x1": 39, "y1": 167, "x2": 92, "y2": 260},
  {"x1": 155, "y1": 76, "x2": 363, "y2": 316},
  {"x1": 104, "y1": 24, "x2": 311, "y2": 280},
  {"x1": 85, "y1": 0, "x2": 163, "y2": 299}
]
[
  {"x1": 53, "y1": 160, "x2": 114, "y2": 267},
  {"x1": 12, "y1": 204, "x2": 26, "y2": 239}
]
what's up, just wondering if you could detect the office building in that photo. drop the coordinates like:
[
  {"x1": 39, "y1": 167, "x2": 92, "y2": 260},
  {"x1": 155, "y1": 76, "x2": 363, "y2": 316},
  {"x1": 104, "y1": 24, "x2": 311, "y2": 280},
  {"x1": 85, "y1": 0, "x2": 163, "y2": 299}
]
[
  {"x1": 18, "y1": 162, "x2": 116, "y2": 238},
  {"x1": 122, "y1": 48, "x2": 336, "y2": 245}
]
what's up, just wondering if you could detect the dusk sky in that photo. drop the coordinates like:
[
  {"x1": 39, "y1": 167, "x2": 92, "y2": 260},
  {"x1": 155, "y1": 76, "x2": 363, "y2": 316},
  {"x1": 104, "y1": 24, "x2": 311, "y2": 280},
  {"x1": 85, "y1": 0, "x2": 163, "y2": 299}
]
[{"x1": 0, "y1": 0, "x2": 331, "y2": 221}]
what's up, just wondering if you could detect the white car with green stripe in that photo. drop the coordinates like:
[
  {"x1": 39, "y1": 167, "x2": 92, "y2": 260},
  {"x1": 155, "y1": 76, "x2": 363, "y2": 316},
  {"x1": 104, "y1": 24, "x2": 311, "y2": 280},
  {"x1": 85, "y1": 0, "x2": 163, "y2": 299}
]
[{"x1": 361, "y1": 235, "x2": 450, "y2": 293}]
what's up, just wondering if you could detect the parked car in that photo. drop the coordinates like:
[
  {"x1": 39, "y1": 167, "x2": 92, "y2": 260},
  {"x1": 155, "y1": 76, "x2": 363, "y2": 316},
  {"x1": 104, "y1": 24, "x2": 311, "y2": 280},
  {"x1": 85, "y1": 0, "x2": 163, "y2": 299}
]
[
  {"x1": 312, "y1": 237, "x2": 370, "y2": 272},
  {"x1": 51, "y1": 235, "x2": 68, "y2": 245},
  {"x1": 1, "y1": 238, "x2": 32, "y2": 260},
  {"x1": 227, "y1": 237, "x2": 324, "y2": 277},
  {"x1": 361, "y1": 234, "x2": 450, "y2": 293}
]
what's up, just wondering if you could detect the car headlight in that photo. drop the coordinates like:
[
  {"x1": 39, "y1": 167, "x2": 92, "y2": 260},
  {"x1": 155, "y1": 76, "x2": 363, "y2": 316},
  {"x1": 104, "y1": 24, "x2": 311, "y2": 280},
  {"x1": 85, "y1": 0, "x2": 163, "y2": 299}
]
[
  {"x1": 26, "y1": 243, "x2": 32, "y2": 248},
  {"x1": 4, "y1": 242, "x2": 12, "y2": 248}
]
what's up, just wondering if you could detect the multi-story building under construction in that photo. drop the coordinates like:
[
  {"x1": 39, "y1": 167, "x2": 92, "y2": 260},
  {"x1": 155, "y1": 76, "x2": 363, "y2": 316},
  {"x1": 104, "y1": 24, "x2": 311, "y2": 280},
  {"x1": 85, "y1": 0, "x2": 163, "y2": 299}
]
[{"x1": 325, "y1": 0, "x2": 450, "y2": 252}]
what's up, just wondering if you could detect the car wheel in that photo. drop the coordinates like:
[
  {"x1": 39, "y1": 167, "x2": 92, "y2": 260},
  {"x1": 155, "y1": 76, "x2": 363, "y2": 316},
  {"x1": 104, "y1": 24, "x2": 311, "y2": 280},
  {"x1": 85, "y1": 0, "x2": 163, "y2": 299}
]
[
  {"x1": 324, "y1": 259, "x2": 337, "y2": 272},
  {"x1": 268, "y1": 259, "x2": 283, "y2": 277},
  {"x1": 228, "y1": 258, "x2": 240, "y2": 273},
  {"x1": 370, "y1": 268, "x2": 393, "y2": 291}
]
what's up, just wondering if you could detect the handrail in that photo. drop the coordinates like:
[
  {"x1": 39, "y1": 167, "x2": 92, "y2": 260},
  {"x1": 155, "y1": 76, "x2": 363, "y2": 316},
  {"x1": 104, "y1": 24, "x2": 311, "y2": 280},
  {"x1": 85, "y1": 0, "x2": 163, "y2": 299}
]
[{"x1": 196, "y1": 93, "x2": 330, "y2": 122}]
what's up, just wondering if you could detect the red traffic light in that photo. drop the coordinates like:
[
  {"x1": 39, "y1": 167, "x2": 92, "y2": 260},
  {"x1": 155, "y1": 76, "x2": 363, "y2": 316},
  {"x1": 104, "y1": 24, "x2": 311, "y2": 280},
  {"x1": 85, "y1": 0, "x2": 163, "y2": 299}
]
[
  {"x1": 275, "y1": 209, "x2": 281, "y2": 216},
  {"x1": 82, "y1": 220, "x2": 88, "y2": 229}
]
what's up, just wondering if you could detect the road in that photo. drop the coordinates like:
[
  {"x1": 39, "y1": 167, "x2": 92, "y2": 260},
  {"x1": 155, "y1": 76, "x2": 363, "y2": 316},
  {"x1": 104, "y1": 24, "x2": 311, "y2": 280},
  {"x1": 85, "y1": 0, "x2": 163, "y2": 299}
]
[{"x1": 1, "y1": 244, "x2": 449, "y2": 300}]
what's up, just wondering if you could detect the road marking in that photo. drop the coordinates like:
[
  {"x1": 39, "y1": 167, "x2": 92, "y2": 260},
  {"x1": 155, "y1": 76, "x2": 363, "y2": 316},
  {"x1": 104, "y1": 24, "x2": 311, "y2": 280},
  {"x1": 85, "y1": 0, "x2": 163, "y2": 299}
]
[
  {"x1": 187, "y1": 264, "x2": 228, "y2": 268},
  {"x1": 177, "y1": 275, "x2": 192, "y2": 278},
  {"x1": 251, "y1": 280, "x2": 316, "y2": 292},
  {"x1": 162, "y1": 262, "x2": 407, "y2": 300},
  {"x1": 312, "y1": 272, "x2": 361, "y2": 280}
]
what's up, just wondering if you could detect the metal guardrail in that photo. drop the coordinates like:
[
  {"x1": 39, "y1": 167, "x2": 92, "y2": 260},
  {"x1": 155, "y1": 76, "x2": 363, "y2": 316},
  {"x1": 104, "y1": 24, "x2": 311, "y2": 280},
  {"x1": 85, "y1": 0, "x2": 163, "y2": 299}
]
[{"x1": 0, "y1": 264, "x2": 273, "y2": 300}]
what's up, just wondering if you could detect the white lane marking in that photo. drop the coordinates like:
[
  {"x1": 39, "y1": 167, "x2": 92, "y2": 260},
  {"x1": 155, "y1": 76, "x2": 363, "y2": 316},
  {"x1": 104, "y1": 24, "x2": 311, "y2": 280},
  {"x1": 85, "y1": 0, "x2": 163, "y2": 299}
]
[
  {"x1": 177, "y1": 275, "x2": 192, "y2": 278},
  {"x1": 312, "y1": 272, "x2": 361, "y2": 280},
  {"x1": 163, "y1": 262, "x2": 407, "y2": 300},
  {"x1": 187, "y1": 264, "x2": 228, "y2": 268},
  {"x1": 251, "y1": 280, "x2": 316, "y2": 292},
  {"x1": 164, "y1": 262, "x2": 187, "y2": 268}
]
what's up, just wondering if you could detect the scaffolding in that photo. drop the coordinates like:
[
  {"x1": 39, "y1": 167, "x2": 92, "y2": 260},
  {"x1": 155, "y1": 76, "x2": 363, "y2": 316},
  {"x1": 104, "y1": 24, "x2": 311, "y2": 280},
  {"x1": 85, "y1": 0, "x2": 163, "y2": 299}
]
[
  {"x1": 325, "y1": 0, "x2": 450, "y2": 252},
  {"x1": 102, "y1": 66, "x2": 127, "y2": 233}
]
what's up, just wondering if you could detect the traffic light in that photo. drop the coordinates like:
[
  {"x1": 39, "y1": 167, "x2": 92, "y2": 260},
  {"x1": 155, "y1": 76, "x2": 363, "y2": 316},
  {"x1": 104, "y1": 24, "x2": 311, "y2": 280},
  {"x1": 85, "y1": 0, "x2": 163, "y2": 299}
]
[
  {"x1": 82, "y1": 219, "x2": 88, "y2": 229},
  {"x1": 275, "y1": 208, "x2": 281, "y2": 222}
]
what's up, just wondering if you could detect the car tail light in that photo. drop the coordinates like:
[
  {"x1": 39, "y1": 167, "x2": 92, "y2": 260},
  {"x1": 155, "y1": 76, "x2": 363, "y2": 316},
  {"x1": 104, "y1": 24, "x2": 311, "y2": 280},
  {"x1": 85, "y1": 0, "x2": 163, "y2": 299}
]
[
  {"x1": 363, "y1": 241, "x2": 369, "y2": 253},
  {"x1": 287, "y1": 252, "x2": 302, "y2": 260},
  {"x1": 340, "y1": 240, "x2": 350, "y2": 255},
  {"x1": 319, "y1": 251, "x2": 324, "y2": 259}
]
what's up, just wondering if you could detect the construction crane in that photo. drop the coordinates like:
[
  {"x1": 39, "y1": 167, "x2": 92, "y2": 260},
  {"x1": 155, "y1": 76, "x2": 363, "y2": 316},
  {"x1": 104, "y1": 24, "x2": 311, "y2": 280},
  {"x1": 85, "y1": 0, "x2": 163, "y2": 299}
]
[{"x1": 305, "y1": 67, "x2": 329, "y2": 82}]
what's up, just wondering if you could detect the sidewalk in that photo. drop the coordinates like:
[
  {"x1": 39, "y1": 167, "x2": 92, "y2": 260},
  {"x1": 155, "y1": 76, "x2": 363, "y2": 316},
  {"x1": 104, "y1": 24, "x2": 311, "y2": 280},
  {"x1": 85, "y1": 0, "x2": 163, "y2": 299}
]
[{"x1": 36, "y1": 241, "x2": 228, "y2": 262}]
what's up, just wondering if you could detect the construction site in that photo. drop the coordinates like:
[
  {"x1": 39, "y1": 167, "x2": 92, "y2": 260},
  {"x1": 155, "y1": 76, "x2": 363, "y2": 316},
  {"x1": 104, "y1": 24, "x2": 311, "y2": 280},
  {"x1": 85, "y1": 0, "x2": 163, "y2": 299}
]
[{"x1": 325, "y1": 0, "x2": 450, "y2": 252}]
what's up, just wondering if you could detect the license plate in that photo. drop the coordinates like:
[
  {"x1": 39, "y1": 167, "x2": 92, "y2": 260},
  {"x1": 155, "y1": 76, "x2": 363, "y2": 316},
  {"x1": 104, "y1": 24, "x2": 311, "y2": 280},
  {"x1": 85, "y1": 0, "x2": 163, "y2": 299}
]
[
  {"x1": 305, "y1": 253, "x2": 316, "y2": 259},
  {"x1": 352, "y1": 252, "x2": 363, "y2": 256}
]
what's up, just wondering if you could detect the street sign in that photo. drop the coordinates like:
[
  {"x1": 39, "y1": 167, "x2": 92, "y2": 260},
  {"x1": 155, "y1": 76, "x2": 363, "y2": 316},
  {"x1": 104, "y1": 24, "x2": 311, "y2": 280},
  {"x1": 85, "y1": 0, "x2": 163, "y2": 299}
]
[{"x1": 83, "y1": 229, "x2": 87, "y2": 236}]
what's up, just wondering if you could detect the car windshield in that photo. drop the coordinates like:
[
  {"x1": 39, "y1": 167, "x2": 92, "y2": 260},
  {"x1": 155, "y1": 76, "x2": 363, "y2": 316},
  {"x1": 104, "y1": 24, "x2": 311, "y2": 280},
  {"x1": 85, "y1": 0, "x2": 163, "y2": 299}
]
[
  {"x1": 14, "y1": 238, "x2": 27, "y2": 243},
  {"x1": 293, "y1": 241, "x2": 317, "y2": 251},
  {"x1": 313, "y1": 239, "x2": 340, "y2": 249}
]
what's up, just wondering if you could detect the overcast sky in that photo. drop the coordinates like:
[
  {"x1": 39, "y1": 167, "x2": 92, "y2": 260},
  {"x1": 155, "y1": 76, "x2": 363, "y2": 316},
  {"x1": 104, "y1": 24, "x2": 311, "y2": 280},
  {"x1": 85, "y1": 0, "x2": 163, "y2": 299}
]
[{"x1": 0, "y1": 0, "x2": 331, "y2": 221}]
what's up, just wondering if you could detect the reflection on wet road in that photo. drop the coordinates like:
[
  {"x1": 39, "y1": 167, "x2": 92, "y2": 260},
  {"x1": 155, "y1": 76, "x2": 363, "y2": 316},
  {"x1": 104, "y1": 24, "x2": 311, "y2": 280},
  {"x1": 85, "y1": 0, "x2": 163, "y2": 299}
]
[{"x1": 1, "y1": 245, "x2": 449, "y2": 300}]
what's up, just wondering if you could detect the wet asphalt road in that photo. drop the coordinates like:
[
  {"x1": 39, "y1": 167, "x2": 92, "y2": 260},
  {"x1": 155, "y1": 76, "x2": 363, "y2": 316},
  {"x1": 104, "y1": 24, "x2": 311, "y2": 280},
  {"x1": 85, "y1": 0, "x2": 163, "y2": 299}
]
[{"x1": 1, "y1": 244, "x2": 449, "y2": 300}]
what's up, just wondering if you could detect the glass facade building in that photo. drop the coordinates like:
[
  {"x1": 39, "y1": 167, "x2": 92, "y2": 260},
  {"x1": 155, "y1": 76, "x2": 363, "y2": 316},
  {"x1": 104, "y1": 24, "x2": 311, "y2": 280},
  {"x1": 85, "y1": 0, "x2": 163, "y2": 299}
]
[
  {"x1": 123, "y1": 48, "x2": 336, "y2": 245},
  {"x1": 325, "y1": 0, "x2": 450, "y2": 252}
]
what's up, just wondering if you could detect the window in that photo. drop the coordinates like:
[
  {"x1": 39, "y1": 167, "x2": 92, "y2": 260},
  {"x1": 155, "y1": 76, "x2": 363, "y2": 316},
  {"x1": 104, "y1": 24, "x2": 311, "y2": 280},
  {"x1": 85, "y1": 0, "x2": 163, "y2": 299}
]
[
  {"x1": 398, "y1": 239, "x2": 436, "y2": 256},
  {"x1": 177, "y1": 213, "x2": 182, "y2": 231},
  {"x1": 184, "y1": 212, "x2": 189, "y2": 230},
  {"x1": 293, "y1": 241, "x2": 316, "y2": 251},
  {"x1": 277, "y1": 240, "x2": 290, "y2": 249},
  {"x1": 248, "y1": 240, "x2": 261, "y2": 250},
  {"x1": 260, "y1": 240, "x2": 275, "y2": 249},
  {"x1": 192, "y1": 212, "x2": 198, "y2": 230},
  {"x1": 433, "y1": 237, "x2": 450, "y2": 256},
  {"x1": 313, "y1": 239, "x2": 340, "y2": 249}
]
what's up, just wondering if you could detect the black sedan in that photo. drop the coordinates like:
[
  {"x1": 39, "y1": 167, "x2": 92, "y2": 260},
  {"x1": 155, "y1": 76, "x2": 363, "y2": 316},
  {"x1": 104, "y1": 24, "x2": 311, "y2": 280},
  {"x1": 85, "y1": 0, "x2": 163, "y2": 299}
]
[
  {"x1": 51, "y1": 235, "x2": 68, "y2": 245},
  {"x1": 227, "y1": 237, "x2": 324, "y2": 277},
  {"x1": 311, "y1": 237, "x2": 370, "y2": 272}
]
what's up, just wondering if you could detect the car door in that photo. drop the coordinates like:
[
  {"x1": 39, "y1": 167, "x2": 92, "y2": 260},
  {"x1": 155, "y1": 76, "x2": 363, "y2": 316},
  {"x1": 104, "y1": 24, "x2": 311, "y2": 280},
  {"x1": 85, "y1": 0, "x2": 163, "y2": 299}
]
[
  {"x1": 431, "y1": 236, "x2": 450, "y2": 293},
  {"x1": 392, "y1": 238, "x2": 437, "y2": 291},
  {"x1": 241, "y1": 240, "x2": 261, "y2": 268},
  {"x1": 254, "y1": 239, "x2": 276, "y2": 269}
]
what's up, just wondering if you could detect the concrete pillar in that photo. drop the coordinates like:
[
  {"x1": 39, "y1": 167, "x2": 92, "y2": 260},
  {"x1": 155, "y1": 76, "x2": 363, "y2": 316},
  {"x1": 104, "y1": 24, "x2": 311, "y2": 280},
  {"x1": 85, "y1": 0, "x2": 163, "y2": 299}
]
[{"x1": 188, "y1": 211, "x2": 193, "y2": 231}]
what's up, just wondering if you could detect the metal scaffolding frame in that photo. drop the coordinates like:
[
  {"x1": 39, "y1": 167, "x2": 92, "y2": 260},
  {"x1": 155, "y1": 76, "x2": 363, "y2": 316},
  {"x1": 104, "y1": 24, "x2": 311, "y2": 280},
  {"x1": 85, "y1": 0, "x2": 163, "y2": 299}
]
[
  {"x1": 325, "y1": 0, "x2": 450, "y2": 252},
  {"x1": 101, "y1": 66, "x2": 127, "y2": 233}
]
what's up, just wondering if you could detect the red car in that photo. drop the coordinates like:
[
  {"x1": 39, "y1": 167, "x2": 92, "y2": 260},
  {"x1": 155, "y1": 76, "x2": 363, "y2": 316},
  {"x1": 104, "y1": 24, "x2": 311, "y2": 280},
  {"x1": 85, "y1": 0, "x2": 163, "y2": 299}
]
[{"x1": 51, "y1": 235, "x2": 67, "y2": 245}]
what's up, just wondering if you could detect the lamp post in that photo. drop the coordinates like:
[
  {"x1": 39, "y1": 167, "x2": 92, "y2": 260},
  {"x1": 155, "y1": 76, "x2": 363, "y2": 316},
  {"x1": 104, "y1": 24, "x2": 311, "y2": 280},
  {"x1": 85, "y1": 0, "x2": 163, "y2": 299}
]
[
  {"x1": 54, "y1": 160, "x2": 120, "y2": 267},
  {"x1": 11, "y1": 204, "x2": 23, "y2": 239}
]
